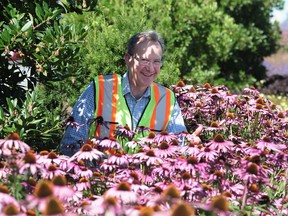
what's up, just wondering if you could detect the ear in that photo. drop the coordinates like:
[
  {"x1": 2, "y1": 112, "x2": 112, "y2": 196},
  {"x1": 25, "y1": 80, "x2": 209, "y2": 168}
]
[{"x1": 124, "y1": 52, "x2": 132, "y2": 64}]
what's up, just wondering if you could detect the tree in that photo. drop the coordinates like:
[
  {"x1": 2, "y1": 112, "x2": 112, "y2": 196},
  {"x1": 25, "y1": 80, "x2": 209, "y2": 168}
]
[{"x1": 76, "y1": 0, "x2": 284, "y2": 91}]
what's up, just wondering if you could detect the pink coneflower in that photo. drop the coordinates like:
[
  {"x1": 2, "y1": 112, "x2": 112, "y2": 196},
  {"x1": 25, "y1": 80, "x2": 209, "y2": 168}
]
[
  {"x1": 124, "y1": 140, "x2": 141, "y2": 152},
  {"x1": 117, "y1": 170, "x2": 141, "y2": 184},
  {"x1": 99, "y1": 137, "x2": 122, "y2": 150},
  {"x1": 74, "y1": 177, "x2": 91, "y2": 191},
  {"x1": 145, "y1": 185, "x2": 164, "y2": 201},
  {"x1": 180, "y1": 142, "x2": 200, "y2": 156},
  {"x1": 69, "y1": 143, "x2": 104, "y2": 162},
  {"x1": 234, "y1": 161, "x2": 269, "y2": 184},
  {"x1": 273, "y1": 198, "x2": 288, "y2": 215},
  {"x1": 138, "y1": 131, "x2": 157, "y2": 145},
  {"x1": 42, "y1": 196, "x2": 70, "y2": 216},
  {"x1": 133, "y1": 149, "x2": 163, "y2": 166},
  {"x1": 207, "y1": 134, "x2": 234, "y2": 153},
  {"x1": 138, "y1": 168, "x2": 157, "y2": 185},
  {"x1": 256, "y1": 136, "x2": 286, "y2": 152},
  {"x1": 154, "y1": 131, "x2": 177, "y2": 143},
  {"x1": 106, "y1": 152, "x2": 129, "y2": 168},
  {"x1": 224, "y1": 92, "x2": 238, "y2": 105},
  {"x1": 179, "y1": 171, "x2": 194, "y2": 185},
  {"x1": 0, "y1": 132, "x2": 30, "y2": 154},
  {"x1": 59, "y1": 156, "x2": 77, "y2": 172},
  {"x1": 63, "y1": 116, "x2": 84, "y2": 131},
  {"x1": 100, "y1": 159, "x2": 118, "y2": 172},
  {"x1": 115, "y1": 166, "x2": 142, "y2": 182},
  {"x1": 170, "y1": 80, "x2": 188, "y2": 96},
  {"x1": 197, "y1": 147, "x2": 218, "y2": 161},
  {"x1": 129, "y1": 179, "x2": 150, "y2": 196},
  {"x1": 152, "y1": 163, "x2": 173, "y2": 179},
  {"x1": 0, "y1": 187, "x2": 21, "y2": 213},
  {"x1": 88, "y1": 196, "x2": 122, "y2": 215},
  {"x1": 207, "y1": 195, "x2": 231, "y2": 215},
  {"x1": 203, "y1": 121, "x2": 224, "y2": 132},
  {"x1": 135, "y1": 126, "x2": 151, "y2": 136},
  {"x1": 153, "y1": 141, "x2": 179, "y2": 158},
  {"x1": 37, "y1": 151, "x2": 66, "y2": 168},
  {"x1": 226, "y1": 182, "x2": 245, "y2": 198},
  {"x1": 41, "y1": 163, "x2": 66, "y2": 180},
  {"x1": 19, "y1": 151, "x2": 42, "y2": 175},
  {"x1": 170, "y1": 201, "x2": 196, "y2": 216},
  {"x1": 208, "y1": 169, "x2": 226, "y2": 182},
  {"x1": 114, "y1": 124, "x2": 135, "y2": 141},
  {"x1": 104, "y1": 181, "x2": 138, "y2": 204},
  {"x1": 176, "y1": 177, "x2": 204, "y2": 202},
  {"x1": 266, "y1": 151, "x2": 288, "y2": 170},
  {"x1": 0, "y1": 204, "x2": 25, "y2": 216},
  {"x1": 52, "y1": 175, "x2": 75, "y2": 202},
  {"x1": 26, "y1": 180, "x2": 54, "y2": 212},
  {"x1": 243, "y1": 87, "x2": 260, "y2": 96},
  {"x1": 177, "y1": 156, "x2": 209, "y2": 177},
  {"x1": 74, "y1": 165, "x2": 93, "y2": 178}
]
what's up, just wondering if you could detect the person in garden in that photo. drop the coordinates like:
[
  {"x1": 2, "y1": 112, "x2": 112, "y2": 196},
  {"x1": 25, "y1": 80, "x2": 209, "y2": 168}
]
[{"x1": 60, "y1": 30, "x2": 201, "y2": 156}]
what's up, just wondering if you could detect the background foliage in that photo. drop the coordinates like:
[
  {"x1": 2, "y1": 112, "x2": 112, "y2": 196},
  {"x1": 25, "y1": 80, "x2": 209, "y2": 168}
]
[{"x1": 0, "y1": 0, "x2": 286, "y2": 151}]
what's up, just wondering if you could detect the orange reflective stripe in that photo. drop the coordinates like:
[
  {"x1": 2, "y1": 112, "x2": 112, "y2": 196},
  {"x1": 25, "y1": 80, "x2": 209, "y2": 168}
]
[
  {"x1": 162, "y1": 89, "x2": 171, "y2": 130},
  {"x1": 150, "y1": 83, "x2": 160, "y2": 129},
  {"x1": 110, "y1": 74, "x2": 118, "y2": 137},
  {"x1": 96, "y1": 75, "x2": 104, "y2": 136}
]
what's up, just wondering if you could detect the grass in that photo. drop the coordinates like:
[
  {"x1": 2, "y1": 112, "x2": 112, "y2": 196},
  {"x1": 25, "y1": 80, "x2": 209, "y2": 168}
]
[{"x1": 262, "y1": 94, "x2": 288, "y2": 110}]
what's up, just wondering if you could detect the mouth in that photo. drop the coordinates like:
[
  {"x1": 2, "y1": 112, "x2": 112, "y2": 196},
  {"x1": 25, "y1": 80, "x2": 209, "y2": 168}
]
[{"x1": 141, "y1": 72, "x2": 155, "y2": 77}]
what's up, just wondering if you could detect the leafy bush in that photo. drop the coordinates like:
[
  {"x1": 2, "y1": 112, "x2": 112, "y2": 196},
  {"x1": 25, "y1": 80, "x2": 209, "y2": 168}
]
[
  {"x1": 0, "y1": 90, "x2": 63, "y2": 152},
  {"x1": 0, "y1": 0, "x2": 96, "y2": 108}
]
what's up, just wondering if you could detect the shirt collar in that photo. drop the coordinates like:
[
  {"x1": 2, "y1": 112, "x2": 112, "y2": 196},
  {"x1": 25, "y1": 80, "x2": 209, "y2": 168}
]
[{"x1": 122, "y1": 72, "x2": 150, "y2": 98}]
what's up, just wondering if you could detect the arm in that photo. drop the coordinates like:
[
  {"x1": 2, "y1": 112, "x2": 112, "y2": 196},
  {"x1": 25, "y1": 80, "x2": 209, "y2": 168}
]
[
  {"x1": 166, "y1": 100, "x2": 202, "y2": 144},
  {"x1": 60, "y1": 81, "x2": 95, "y2": 156},
  {"x1": 166, "y1": 100, "x2": 187, "y2": 133}
]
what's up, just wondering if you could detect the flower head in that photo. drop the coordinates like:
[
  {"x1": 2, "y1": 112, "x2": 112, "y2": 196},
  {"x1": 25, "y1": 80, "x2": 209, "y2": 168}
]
[
  {"x1": 69, "y1": 143, "x2": 105, "y2": 162},
  {"x1": 207, "y1": 134, "x2": 234, "y2": 153},
  {"x1": 0, "y1": 132, "x2": 30, "y2": 155}
]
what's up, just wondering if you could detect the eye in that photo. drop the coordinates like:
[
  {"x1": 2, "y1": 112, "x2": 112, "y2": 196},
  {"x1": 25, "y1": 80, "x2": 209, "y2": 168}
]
[{"x1": 141, "y1": 58, "x2": 150, "y2": 64}]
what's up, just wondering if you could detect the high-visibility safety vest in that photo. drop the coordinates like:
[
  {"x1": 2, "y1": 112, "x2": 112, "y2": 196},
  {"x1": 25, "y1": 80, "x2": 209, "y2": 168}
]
[{"x1": 88, "y1": 74, "x2": 175, "y2": 139}]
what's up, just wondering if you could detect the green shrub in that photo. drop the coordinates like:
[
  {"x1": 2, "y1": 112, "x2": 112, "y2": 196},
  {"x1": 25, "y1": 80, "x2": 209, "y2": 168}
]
[{"x1": 0, "y1": 89, "x2": 63, "y2": 152}]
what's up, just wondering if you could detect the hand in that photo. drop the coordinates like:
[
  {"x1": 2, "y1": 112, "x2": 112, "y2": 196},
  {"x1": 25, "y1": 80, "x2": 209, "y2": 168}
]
[{"x1": 191, "y1": 124, "x2": 203, "y2": 144}]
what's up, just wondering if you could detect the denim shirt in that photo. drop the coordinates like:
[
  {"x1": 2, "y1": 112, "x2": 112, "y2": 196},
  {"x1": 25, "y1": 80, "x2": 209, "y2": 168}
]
[{"x1": 60, "y1": 72, "x2": 187, "y2": 156}]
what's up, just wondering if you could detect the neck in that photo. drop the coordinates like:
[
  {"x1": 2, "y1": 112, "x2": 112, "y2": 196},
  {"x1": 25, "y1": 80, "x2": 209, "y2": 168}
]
[
  {"x1": 128, "y1": 73, "x2": 147, "y2": 99},
  {"x1": 130, "y1": 83, "x2": 147, "y2": 99}
]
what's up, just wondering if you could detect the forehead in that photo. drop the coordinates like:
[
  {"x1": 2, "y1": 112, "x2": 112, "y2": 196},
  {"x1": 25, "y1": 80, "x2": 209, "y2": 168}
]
[{"x1": 134, "y1": 39, "x2": 163, "y2": 57}]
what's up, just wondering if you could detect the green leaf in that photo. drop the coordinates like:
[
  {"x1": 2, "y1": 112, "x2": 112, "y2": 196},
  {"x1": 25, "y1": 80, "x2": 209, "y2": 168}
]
[
  {"x1": 27, "y1": 119, "x2": 44, "y2": 125},
  {"x1": 49, "y1": 57, "x2": 59, "y2": 63},
  {"x1": 17, "y1": 119, "x2": 23, "y2": 126},
  {"x1": 35, "y1": 3, "x2": 44, "y2": 20},
  {"x1": 0, "y1": 39, "x2": 4, "y2": 49},
  {"x1": 21, "y1": 20, "x2": 32, "y2": 32},
  {"x1": 0, "y1": 29, "x2": 11, "y2": 43},
  {"x1": 28, "y1": 13, "x2": 34, "y2": 26}
]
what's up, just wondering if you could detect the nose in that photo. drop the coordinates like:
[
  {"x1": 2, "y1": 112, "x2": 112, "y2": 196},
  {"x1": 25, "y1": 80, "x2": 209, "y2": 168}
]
[{"x1": 146, "y1": 61, "x2": 155, "y2": 71}]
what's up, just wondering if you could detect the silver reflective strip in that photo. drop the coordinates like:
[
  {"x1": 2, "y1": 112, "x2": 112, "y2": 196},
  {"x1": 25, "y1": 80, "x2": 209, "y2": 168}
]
[
  {"x1": 100, "y1": 75, "x2": 114, "y2": 138},
  {"x1": 155, "y1": 85, "x2": 168, "y2": 131}
]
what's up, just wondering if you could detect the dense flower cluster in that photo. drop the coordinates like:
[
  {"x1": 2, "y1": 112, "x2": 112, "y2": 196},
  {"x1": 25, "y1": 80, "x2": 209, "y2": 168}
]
[{"x1": 0, "y1": 83, "x2": 287, "y2": 215}]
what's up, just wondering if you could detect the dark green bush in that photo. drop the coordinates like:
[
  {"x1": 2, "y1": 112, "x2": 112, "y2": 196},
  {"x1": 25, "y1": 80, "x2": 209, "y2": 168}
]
[{"x1": 0, "y1": 89, "x2": 63, "y2": 152}]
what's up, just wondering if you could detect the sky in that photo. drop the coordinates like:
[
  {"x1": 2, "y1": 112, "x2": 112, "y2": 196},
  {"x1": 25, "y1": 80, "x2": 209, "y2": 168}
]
[{"x1": 272, "y1": 0, "x2": 288, "y2": 23}]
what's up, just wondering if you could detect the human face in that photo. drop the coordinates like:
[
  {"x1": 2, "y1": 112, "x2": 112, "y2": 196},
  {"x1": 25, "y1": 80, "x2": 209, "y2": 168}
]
[{"x1": 125, "y1": 39, "x2": 163, "y2": 91}]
